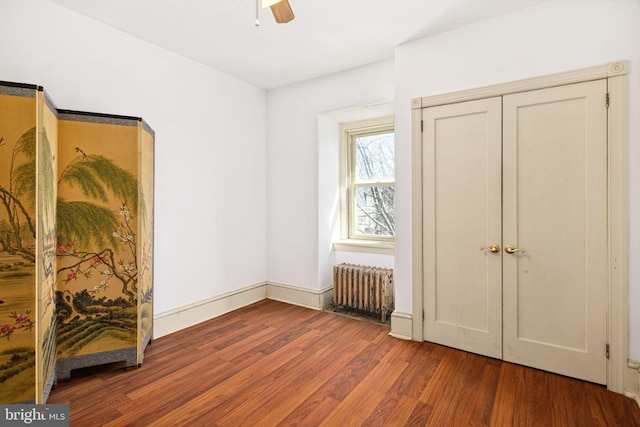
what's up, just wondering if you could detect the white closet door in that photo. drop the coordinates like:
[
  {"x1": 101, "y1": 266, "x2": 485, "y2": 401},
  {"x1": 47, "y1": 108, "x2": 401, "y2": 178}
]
[
  {"x1": 502, "y1": 80, "x2": 608, "y2": 384},
  {"x1": 422, "y1": 97, "x2": 503, "y2": 359}
]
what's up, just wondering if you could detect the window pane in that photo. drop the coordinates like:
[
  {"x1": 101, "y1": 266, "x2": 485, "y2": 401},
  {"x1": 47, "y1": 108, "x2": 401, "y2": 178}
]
[
  {"x1": 354, "y1": 186, "x2": 395, "y2": 237},
  {"x1": 354, "y1": 132, "x2": 394, "y2": 183}
]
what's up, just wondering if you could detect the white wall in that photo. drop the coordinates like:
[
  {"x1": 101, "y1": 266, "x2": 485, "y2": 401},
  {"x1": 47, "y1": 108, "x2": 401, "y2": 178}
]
[
  {"x1": 0, "y1": 0, "x2": 268, "y2": 315},
  {"x1": 266, "y1": 60, "x2": 394, "y2": 290},
  {"x1": 394, "y1": 0, "x2": 640, "y2": 358}
]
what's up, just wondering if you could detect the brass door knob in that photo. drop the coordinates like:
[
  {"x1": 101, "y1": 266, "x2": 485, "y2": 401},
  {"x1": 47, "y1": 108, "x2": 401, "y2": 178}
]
[
  {"x1": 480, "y1": 244, "x2": 500, "y2": 253},
  {"x1": 505, "y1": 245, "x2": 525, "y2": 254}
]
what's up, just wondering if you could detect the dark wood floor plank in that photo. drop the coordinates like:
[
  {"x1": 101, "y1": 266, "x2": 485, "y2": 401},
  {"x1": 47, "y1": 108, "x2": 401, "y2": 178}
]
[
  {"x1": 368, "y1": 356, "x2": 412, "y2": 396},
  {"x1": 46, "y1": 300, "x2": 640, "y2": 427},
  {"x1": 385, "y1": 346, "x2": 440, "y2": 399},
  {"x1": 69, "y1": 393, "x2": 131, "y2": 426},
  {"x1": 216, "y1": 362, "x2": 332, "y2": 426},
  {"x1": 419, "y1": 350, "x2": 488, "y2": 426},
  {"x1": 212, "y1": 336, "x2": 368, "y2": 425},
  {"x1": 320, "y1": 388, "x2": 385, "y2": 427},
  {"x1": 143, "y1": 313, "x2": 325, "y2": 425},
  {"x1": 324, "y1": 352, "x2": 412, "y2": 426},
  {"x1": 106, "y1": 357, "x2": 253, "y2": 426},
  {"x1": 404, "y1": 400, "x2": 434, "y2": 426},
  {"x1": 469, "y1": 358, "x2": 502, "y2": 426},
  {"x1": 312, "y1": 341, "x2": 386, "y2": 402},
  {"x1": 144, "y1": 349, "x2": 300, "y2": 426},
  {"x1": 211, "y1": 315, "x2": 386, "y2": 426},
  {"x1": 278, "y1": 394, "x2": 340, "y2": 426},
  {"x1": 489, "y1": 361, "x2": 519, "y2": 426},
  {"x1": 362, "y1": 394, "x2": 420, "y2": 427}
]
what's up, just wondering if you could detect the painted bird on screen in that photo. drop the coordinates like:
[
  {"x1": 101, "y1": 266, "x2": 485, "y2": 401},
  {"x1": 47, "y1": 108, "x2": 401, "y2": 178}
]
[{"x1": 75, "y1": 146, "x2": 87, "y2": 159}]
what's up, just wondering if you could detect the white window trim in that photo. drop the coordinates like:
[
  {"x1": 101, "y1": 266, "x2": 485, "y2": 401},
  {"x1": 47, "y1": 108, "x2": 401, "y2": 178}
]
[
  {"x1": 337, "y1": 115, "x2": 395, "y2": 253},
  {"x1": 333, "y1": 239, "x2": 395, "y2": 255}
]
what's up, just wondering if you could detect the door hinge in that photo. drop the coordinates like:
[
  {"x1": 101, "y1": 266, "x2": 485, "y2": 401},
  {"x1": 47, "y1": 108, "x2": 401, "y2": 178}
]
[
  {"x1": 421, "y1": 120, "x2": 424, "y2": 132},
  {"x1": 422, "y1": 309, "x2": 425, "y2": 320},
  {"x1": 606, "y1": 343, "x2": 610, "y2": 359},
  {"x1": 606, "y1": 93, "x2": 610, "y2": 108}
]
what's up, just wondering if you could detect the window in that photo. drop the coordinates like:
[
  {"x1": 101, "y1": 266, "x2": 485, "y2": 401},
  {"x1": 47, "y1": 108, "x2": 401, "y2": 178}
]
[{"x1": 340, "y1": 116, "x2": 395, "y2": 246}]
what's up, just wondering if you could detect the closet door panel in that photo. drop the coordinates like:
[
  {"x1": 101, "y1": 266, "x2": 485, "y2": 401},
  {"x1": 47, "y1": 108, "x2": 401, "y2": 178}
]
[
  {"x1": 502, "y1": 80, "x2": 607, "y2": 384},
  {"x1": 422, "y1": 97, "x2": 502, "y2": 359}
]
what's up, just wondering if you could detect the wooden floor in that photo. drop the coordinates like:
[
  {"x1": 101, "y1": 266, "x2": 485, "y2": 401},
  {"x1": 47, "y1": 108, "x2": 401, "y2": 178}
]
[{"x1": 48, "y1": 299, "x2": 640, "y2": 426}]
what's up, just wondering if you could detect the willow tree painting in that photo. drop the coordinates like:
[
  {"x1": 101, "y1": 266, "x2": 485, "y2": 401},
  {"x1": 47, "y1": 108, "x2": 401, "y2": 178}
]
[
  {"x1": 55, "y1": 124, "x2": 144, "y2": 359},
  {"x1": 0, "y1": 87, "x2": 59, "y2": 403},
  {"x1": 0, "y1": 128, "x2": 37, "y2": 263},
  {"x1": 0, "y1": 101, "x2": 38, "y2": 403}
]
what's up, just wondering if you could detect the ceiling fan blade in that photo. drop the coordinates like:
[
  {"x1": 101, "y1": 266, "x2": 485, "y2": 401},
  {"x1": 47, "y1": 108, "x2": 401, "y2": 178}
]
[{"x1": 270, "y1": 0, "x2": 295, "y2": 23}]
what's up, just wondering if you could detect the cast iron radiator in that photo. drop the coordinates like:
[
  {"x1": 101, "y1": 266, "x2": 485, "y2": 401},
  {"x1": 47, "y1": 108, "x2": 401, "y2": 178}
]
[{"x1": 333, "y1": 263, "x2": 394, "y2": 322}]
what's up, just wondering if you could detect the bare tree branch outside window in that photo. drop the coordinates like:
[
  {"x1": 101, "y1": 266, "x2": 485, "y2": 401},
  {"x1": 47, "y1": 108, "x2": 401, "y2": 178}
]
[{"x1": 351, "y1": 131, "x2": 395, "y2": 238}]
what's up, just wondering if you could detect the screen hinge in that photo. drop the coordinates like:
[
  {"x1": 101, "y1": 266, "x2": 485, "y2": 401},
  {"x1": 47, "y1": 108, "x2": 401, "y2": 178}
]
[
  {"x1": 606, "y1": 343, "x2": 610, "y2": 359},
  {"x1": 606, "y1": 93, "x2": 610, "y2": 108}
]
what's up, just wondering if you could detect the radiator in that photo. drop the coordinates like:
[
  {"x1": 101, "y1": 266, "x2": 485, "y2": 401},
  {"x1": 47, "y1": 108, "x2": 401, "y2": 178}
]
[{"x1": 333, "y1": 263, "x2": 394, "y2": 322}]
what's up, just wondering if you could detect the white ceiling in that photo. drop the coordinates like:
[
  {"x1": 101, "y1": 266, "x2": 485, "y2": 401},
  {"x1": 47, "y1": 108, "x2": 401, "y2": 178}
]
[{"x1": 48, "y1": 0, "x2": 550, "y2": 89}]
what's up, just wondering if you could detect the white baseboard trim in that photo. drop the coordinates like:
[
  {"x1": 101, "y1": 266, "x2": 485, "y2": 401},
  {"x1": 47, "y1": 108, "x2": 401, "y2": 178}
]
[
  {"x1": 154, "y1": 282, "x2": 268, "y2": 338},
  {"x1": 154, "y1": 281, "x2": 334, "y2": 339},
  {"x1": 625, "y1": 359, "x2": 640, "y2": 408},
  {"x1": 266, "y1": 281, "x2": 333, "y2": 311},
  {"x1": 623, "y1": 389, "x2": 640, "y2": 409},
  {"x1": 390, "y1": 311, "x2": 413, "y2": 340}
]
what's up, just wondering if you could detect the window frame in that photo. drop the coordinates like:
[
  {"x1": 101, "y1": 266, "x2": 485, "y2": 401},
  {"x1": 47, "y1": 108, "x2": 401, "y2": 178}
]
[{"x1": 338, "y1": 115, "x2": 395, "y2": 251}]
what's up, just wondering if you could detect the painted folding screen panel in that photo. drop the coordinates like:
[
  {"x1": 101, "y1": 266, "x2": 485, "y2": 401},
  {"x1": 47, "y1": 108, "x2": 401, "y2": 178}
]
[
  {"x1": 138, "y1": 123, "x2": 154, "y2": 363},
  {"x1": 0, "y1": 84, "x2": 38, "y2": 403},
  {"x1": 56, "y1": 113, "x2": 141, "y2": 363},
  {"x1": 37, "y1": 90, "x2": 59, "y2": 403}
]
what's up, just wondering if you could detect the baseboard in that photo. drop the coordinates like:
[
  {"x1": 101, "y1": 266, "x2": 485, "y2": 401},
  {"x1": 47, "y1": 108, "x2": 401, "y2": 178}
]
[
  {"x1": 266, "y1": 281, "x2": 333, "y2": 310},
  {"x1": 154, "y1": 282, "x2": 268, "y2": 338},
  {"x1": 154, "y1": 281, "x2": 334, "y2": 339},
  {"x1": 625, "y1": 359, "x2": 640, "y2": 408},
  {"x1": 389, "y1": 311, "x2": 413, "y2": 340}
]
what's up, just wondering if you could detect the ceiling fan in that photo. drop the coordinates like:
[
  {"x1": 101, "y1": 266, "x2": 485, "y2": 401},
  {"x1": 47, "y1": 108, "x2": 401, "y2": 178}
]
[{"x1": 255, "y1": 0, "x2": 295, "y2": 25}]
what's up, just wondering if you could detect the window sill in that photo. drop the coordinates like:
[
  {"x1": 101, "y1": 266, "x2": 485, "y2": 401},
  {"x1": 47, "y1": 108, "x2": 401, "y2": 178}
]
[{"x1": 333, "y1": 240, "x2": 395, "y2": 255}]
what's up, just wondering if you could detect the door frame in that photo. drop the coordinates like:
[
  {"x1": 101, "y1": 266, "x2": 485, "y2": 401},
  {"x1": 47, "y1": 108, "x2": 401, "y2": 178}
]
[{"x1": 411, "y1": 61, "x2": 629, "y2": 393}]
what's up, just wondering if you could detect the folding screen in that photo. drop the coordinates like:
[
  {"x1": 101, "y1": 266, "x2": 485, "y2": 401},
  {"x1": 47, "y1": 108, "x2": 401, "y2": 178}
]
[{"x1": 0, "y1": 81, "x2": 154, "y2": 404}]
